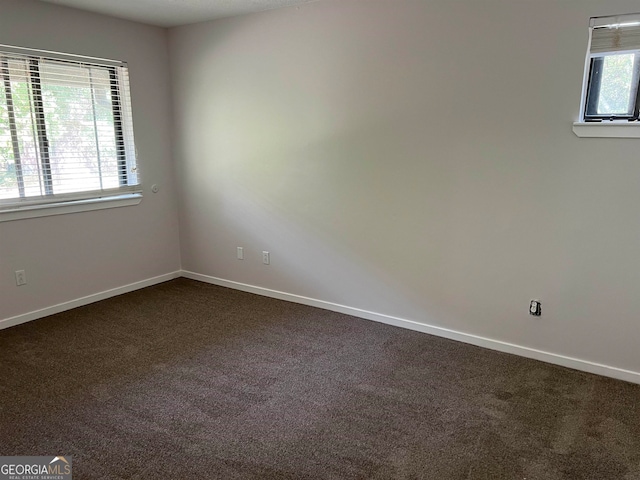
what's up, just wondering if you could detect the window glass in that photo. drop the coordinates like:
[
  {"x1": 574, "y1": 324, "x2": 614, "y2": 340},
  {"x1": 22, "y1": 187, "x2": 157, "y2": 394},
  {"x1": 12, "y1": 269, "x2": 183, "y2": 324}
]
[{"x1": 593, "y1": 54, "x2": 636, "y2": 116}]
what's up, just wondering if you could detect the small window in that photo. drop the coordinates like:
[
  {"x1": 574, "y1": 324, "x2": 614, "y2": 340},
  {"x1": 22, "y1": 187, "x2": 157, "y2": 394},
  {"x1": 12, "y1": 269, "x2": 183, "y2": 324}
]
[
  {"x1": 580, "y1": 14, "x2": 640, "y2": 122},
  {"x1": 0, "y1": 45, "x2": 139, "y2": 212}
]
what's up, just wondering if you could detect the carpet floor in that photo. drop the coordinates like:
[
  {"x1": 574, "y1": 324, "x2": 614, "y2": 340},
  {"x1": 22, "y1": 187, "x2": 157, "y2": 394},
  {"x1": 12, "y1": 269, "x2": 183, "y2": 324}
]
[{"x1": 1, "y1": 278, "x2": 640, "y2": 479}]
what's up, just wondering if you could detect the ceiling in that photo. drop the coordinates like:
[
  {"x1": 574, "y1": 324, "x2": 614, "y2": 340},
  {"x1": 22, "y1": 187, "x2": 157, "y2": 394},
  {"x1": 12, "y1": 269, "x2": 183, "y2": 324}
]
[{"x1": 37, "y1": 0, "x2": 321, "y2": 27}]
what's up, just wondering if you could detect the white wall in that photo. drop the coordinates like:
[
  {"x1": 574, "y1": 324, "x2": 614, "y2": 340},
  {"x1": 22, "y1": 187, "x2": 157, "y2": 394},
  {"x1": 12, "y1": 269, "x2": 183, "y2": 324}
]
[
  {"x1": 0, "y1": 0, "x2": 180, "y2": 320},
  {"x1": 169, "y1": 0, "x2": 640, "y2": 376}
]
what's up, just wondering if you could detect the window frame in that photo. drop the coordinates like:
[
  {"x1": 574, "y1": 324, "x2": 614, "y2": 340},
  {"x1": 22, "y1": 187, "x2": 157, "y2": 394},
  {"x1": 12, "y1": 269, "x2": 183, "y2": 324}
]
[
  {"x1": 0, "y1": 44, "x2": 141, "y2": 221},
  {"x1": 583, "y1": 52, "x2": 640, "y2": 122}
]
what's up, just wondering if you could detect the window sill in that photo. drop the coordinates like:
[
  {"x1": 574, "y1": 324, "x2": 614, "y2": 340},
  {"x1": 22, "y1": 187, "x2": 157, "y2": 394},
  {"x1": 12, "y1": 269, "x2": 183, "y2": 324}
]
[
  {"x1": 0, "y1": 193, "x2": 142, "y2": 223},
  {"x1": 572, "y1": 122, "x2": 640, "y2": 138}
]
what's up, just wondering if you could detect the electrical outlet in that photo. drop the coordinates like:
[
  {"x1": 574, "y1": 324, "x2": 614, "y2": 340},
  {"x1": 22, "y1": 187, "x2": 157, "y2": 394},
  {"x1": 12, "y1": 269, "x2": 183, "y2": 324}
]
[
  {"x1": 15, "y1": 270, "x2": 26, "y2": 286},
  {"x1": 237, "y1": 247, "x2": 244, "y2": 260},
  {"x1": 262, "y1": 251, "x2": 270, "y2": 265},
  {"x1": 529, "y1": 300, "x2": 541, "y2": 316}
]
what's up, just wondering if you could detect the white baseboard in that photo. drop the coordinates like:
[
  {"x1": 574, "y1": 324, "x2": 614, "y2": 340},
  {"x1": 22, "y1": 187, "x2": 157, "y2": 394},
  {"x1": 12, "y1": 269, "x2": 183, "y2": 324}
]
[
  {"x1": 4, "y1": 269, "x2": 638, "y2": 385},
  {"x1": 0, "y1": 271, "x2": 181, "y2": 331},
  {"x1": 182, "y1": 270, "x2": 640, "y2": 385}
]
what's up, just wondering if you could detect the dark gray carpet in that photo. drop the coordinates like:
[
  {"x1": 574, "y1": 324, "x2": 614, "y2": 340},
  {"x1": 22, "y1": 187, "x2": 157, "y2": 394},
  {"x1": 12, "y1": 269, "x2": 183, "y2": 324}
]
[{"x1": 1, "y1": 278, "x2": 640, "y2": 479}]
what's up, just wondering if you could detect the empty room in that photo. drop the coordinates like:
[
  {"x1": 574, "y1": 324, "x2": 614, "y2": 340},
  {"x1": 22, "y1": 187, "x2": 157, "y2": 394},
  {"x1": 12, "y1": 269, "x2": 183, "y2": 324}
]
[{"x1": 2, "y1": 0, "x2": 640, "y2": 478}]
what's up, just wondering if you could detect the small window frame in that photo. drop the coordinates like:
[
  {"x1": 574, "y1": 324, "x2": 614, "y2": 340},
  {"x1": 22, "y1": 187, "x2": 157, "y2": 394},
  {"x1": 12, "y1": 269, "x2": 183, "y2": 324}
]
[{"x1": 583, "y1": 52, "x2": 640, "y2": 122}]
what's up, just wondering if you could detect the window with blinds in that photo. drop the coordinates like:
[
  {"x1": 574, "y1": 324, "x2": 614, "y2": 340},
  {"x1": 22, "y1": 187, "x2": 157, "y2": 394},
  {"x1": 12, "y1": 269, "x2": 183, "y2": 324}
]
[
  {"x1": 0, "y1": 45, "x2": 139, "y2": 210},
  {"x1": 582, "y1": 14, "x2": 640, "y2": 121}
]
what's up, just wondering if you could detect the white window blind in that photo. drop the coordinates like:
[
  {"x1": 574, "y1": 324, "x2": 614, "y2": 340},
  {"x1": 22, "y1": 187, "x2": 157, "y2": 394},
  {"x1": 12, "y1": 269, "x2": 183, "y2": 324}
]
[
  {"x1": 590, "y1": 14, "x2": 640, "y2": 54},
  {"x1": 0, "y1": 46, "x2": 139, "y2": 210}
]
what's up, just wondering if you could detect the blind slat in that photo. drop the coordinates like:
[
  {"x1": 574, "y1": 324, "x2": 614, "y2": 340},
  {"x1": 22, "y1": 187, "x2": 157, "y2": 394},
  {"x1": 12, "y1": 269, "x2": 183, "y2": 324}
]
[
  {"x1": 0, "y1": 44, "x2": 125, "y2": 68},
  {"x1": 591, "y1": 24, "x2": 640, "y2": 54}
]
